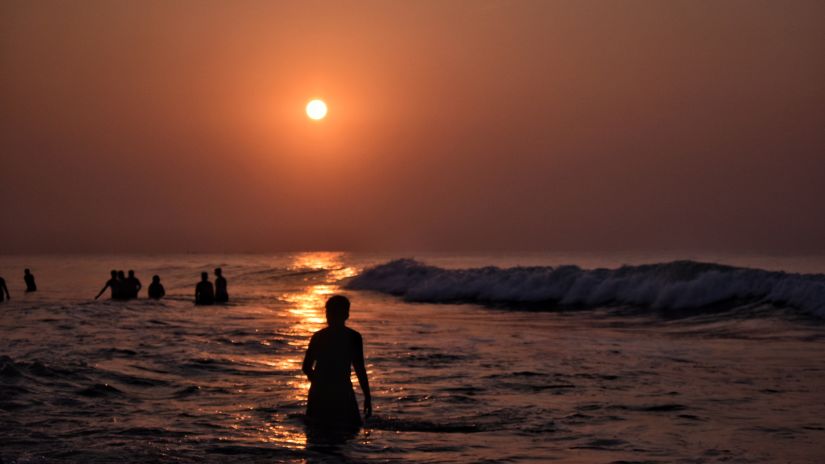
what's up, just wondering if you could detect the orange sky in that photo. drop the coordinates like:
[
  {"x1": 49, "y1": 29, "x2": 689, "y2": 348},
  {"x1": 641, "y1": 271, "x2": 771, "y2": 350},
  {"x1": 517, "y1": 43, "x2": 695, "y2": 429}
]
[{"x1": 1, "y1": 0, "x2": 824, "y2": 253}]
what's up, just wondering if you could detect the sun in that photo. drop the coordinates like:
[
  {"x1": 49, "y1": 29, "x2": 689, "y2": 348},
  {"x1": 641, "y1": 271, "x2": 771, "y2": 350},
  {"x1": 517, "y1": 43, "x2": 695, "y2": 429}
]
[{"x1": 306, "y1": 99, "x2": 328, "y2": 120}]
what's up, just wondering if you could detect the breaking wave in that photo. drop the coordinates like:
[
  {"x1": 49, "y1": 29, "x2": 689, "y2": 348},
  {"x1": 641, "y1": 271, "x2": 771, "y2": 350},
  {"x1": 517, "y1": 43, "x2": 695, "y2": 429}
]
[{"x1": 346, "y1": 259, "x2": 825, "y2": 317}]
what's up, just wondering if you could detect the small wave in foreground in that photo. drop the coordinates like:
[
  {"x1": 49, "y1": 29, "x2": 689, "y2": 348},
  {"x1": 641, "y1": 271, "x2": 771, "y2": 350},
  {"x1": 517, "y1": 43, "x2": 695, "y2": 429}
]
[{"x1": 346, "y1": 259, "x2": 825, "y2": 317}]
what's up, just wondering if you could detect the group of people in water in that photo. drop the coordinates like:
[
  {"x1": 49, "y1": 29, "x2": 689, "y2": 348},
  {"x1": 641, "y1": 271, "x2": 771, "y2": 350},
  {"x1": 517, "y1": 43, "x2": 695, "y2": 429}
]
[
  {"x1": 0, "y1": 267, "x2": 228, "y2": 305},
  {"x1": 94, "y1": 267, "x2": 228, "y2": 304},
  {"x1": 95, "y1": 270, "x2": 146, "y2": 300},
  {"x1": 0, "y1": 268, "x2": 371, "y2": 432},
  {"x1": 0, "y1": 268, "x2": 37, "y2": 302},
  {"x1": 195, "y1": 268, "x2": 229, "y2": 305}
]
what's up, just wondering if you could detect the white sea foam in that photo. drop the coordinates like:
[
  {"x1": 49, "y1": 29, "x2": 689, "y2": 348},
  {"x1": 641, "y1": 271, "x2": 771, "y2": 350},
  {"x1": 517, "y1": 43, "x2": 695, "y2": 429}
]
[{"x1": 347, "y1": 259, "x2": 825, "y2": 317}]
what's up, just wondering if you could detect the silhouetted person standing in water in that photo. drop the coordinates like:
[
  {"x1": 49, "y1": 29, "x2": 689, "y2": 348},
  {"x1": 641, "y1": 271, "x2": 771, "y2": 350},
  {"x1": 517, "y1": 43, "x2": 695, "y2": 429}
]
[
  {"x1": 148, "y1": 275, "x2": 165, "y2": 300},
  {"x1": 95, "y1": 270, "x2": 120, "y2": 300},
  {"x1": 125, "y1": 270, "x2": 142, "y2": 299},
  {"x1": 302, "y1": 295, "x2": 371, "y2": 431},
  {"x1": 195, "y1": 272, "x2": 214, "y2": 305},
  {"x1": 23, "y1": 269, "x2": 37, "y2": 292},
  {"x1": 115, "y1": 271, "x2": 128, "y2": 300},
  {"x1": 214, "y1": 267, "x2": 228, "y2": 304},
  {"x1": 0, "y1": 276, "x2": 9, "y2": 302}
]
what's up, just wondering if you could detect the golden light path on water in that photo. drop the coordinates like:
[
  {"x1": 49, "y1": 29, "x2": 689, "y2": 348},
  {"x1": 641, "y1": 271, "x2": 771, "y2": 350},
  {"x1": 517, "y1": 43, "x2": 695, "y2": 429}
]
[{"x1": 258, "y1": 252, "x2": 359, "y2": 450}]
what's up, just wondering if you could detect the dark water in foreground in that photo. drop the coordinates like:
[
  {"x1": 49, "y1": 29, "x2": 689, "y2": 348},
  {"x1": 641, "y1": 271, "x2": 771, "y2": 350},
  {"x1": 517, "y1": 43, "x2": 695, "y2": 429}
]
[{"x1": 1, "y1": 253, "x2": 824, "y2": 463}]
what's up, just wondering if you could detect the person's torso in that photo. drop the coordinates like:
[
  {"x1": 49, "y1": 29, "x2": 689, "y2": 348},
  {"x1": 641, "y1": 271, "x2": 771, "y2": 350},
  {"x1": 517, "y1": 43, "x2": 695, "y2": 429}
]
[
  {"x1": 148, "y1": 283, "x2": 163, "y2": 298},
  {"x1": 312, "y1": 328, "x2": 357, "y2": 383},
  {"x1": 197, "y1": 282, "x2": 214, "y2": 298}
]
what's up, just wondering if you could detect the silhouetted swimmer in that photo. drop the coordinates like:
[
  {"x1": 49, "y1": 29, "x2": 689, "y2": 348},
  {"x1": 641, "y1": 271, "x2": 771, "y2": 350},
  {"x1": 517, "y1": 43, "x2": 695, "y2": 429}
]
[
  {"x1": 0, "y1": 276, "x2": 9, "y2": 302},
  {"x1": 148, "y1": 275, "x2": 165, "y2": 300},
  {"x1": 195, "y1": 272, "x2": 214, "y2": 305},
  {"x1": 214, "y1": 267, "x2": 228, "y2": 304},
  {"x1": 125, "y1": 270, "x2": 142, "y2": 299},
  {"x1": 95, "y1": 270, "x2": 120, "y2": 300},
  {"x1": 114, "y1": 271, "x2": 128, "y2": 300},
  {"x1": 24, "y1": 269, "x2": 37, "y2": 292},
  {"x1": 302, "y1": 295, "x2": 371, "y2": 432}
]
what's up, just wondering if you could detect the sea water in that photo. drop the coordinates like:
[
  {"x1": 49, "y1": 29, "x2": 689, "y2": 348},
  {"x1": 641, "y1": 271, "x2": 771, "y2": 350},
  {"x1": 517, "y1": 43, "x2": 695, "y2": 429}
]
[{"x1": 1, "y1": 252, "x2": 824, "y2": 463}]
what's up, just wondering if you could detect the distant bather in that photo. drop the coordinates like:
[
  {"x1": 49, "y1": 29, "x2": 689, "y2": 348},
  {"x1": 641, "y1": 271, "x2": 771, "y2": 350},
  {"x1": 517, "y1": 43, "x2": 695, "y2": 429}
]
[
  {"x1": 115, "y1": 271, "x2": 128, "y2": 300},
  {"x1": 195, "y1": 272, "x2": 214, "y2": 305},
  {"x1": 24, "y1": 269, "x2": 37, "y2": 292},
  {"x1": 0, "y1": 276, "x2": 9, "y2": 302},
  {"x1": 125, "y1": 270, "x2": 142, "y2": 299},
  {"x1": 95, "y1": 270, "x2": 120, "y2": 300},
  {"x1": 214, "y1": 267, "x2": 228, "y2": 303},
  {"x1": 148, "y1": 275, "x2": 165, "y2": 300}
]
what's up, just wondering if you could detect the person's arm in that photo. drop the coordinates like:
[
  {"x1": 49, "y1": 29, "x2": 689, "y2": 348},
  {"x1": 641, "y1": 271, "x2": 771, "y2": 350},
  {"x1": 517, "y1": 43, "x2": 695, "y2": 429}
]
[
  {"x1": 302, "y1": 337, "x2": 316, "y2": 382},
  {"x1": 95, "y1": 282, "x2": 109, "y2": 300},
  {"x1": 353, "y1": 332, "x2": 372, "y2": 418},
  {"x1": 136, "y1": 280, "x2": 142, "y2": 292}
]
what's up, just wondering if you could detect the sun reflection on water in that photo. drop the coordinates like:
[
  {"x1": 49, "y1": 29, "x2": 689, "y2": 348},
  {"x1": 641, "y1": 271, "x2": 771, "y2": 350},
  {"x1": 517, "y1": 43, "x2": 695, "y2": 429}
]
[
  {"x1": 260, "y1": 422, "x2": 308, "y2": 449},
  {"x1": 281, "y1": 252, "x2": 356, "y2": 339}
]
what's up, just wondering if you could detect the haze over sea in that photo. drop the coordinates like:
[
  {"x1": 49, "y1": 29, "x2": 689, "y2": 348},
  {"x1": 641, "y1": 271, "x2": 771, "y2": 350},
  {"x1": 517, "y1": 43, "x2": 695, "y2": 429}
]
[{"x1": 1, "y1": 252, "x2": 824, "y2": 463}]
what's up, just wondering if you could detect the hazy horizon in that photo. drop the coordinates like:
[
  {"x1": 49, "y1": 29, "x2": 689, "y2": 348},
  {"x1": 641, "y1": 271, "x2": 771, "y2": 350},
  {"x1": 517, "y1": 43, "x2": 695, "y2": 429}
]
[{"x1": 2, "y1": 0, "x2": 824, "y2": 254}]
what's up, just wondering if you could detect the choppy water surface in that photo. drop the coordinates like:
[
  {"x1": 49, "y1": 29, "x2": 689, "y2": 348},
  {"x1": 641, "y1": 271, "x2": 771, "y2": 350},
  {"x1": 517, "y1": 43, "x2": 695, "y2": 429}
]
[{"x1": 1, "y1": 252, "x2": 824, "y2": 463}]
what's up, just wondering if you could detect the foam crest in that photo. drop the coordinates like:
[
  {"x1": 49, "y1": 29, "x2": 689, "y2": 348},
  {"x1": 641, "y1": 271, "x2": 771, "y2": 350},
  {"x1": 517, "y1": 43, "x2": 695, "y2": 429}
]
[{"x1": 347, "y1": 259, "x2": 825, "y2": 317}]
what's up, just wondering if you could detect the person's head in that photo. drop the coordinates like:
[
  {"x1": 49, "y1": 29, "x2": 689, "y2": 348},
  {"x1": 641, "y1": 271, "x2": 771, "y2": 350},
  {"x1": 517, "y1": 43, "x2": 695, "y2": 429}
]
[
  {"x1": 117, "y1": 270, "x2": 125, "y2": 279},
  {"x1": 24, "y1": 268, "x2": 31, "y2": 275},
  {"x1": 325, "y1": 295, "x2": 350, "y2": 326},
  {"x1": 152, "y1": 275, "x2": 160, "y2": 283},
  {"x1": 214, "y1": 267, "x2": 222, "y2": 277},
  {"x1": 110, "y1": 270, "x2": 117, "y2": 278},
  {"x1": 128, "y1": 270, "x2": 135, "y2": 278},
  {"x1": 201, "y1": 272, "x2": 209, "y2": 282}
]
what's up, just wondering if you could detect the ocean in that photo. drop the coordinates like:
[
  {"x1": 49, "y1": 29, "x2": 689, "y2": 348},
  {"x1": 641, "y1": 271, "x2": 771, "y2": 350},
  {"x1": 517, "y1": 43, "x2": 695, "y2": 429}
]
[{"x1": 1, "y1": 252, "x2": 824, "y2": 463}]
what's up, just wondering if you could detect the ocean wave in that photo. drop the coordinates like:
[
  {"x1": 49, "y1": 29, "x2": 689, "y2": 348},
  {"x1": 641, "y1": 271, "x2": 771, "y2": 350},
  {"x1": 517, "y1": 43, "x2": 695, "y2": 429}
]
[{"x1": 346, "y1": 259, "x2": 825, "y2": 317}]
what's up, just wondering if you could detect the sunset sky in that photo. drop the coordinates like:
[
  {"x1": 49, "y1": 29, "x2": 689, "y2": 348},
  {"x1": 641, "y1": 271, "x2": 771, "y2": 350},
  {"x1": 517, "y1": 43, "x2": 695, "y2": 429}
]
[{"x1": 1, "y1": 0, "x2": 823, "y2": 253}]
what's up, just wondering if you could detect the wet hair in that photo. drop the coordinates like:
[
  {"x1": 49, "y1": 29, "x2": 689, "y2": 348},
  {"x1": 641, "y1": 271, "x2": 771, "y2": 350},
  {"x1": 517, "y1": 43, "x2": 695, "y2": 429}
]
[
  {"x1": 152, "y1": 275, "x2": 160, "y2": 283},
  {"x1": 325, "y1": 295, "x2": 350, "y2": 325},
  {"x1": 111, "y1": 270, "x2": 118, "y2": 277},
  {"x1": 201, "y1": 272, "x2": 208, "y2": 281},
  {"x1": 128, "y1": 270, "x2": 135, "y2": 277},
  {"x1": 24, "y1": 268, "x2": 30, "y2": 274},
  {"x1": 214, "y1": 267, "x2": 222, "y2": 276}
]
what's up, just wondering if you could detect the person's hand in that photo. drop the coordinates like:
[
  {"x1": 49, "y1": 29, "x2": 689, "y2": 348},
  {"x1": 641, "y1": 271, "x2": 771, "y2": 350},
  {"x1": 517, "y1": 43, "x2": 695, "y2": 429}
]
[{"x1": 363, "y1": 396, "x2": 372, "y2": 419}]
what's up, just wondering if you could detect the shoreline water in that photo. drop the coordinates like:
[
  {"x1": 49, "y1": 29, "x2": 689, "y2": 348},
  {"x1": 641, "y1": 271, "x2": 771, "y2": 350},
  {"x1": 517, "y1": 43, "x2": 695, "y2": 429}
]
[{"x1": 1, "y1": 252, "x2": 824, "y2": 463}]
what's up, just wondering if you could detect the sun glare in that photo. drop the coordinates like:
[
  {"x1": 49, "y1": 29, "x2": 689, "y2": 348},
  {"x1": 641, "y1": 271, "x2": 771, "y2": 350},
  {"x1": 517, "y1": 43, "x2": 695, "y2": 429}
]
[{"x1": 306, "y1": 99, "x2": 328, "y2": 120}]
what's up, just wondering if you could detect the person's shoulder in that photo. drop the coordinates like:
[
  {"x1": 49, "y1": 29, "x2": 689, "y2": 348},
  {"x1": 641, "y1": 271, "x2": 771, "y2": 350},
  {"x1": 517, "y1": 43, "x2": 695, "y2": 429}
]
[
  {"x1": 310, "y1": 327, "x2": 330, "y2": 342},
  {"x1": 346, "y1": 327, "x2": 363, "y2": 340},
  {"x1": 312, "y1": 327, "x2": 330, "y2": 337}
]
